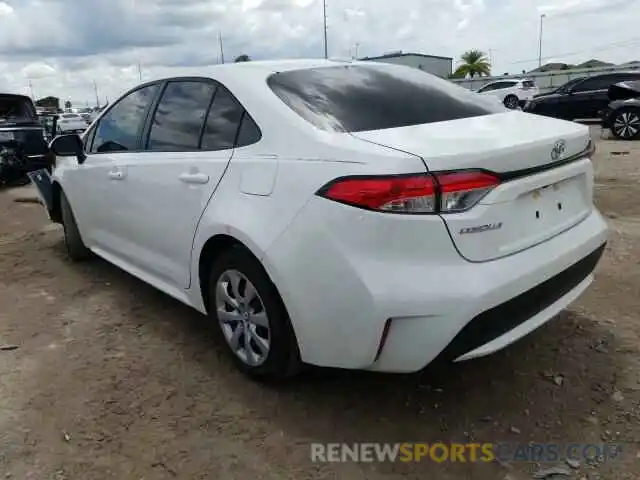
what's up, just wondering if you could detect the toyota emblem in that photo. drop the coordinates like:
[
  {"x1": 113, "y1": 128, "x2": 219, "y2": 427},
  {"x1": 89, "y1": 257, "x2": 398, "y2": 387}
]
[{"x1": 551, "y1": 140, "x2": 566, "y2": 161}]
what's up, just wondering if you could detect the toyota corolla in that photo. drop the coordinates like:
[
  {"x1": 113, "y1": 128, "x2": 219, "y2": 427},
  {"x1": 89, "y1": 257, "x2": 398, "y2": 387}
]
[{"x1": 34, "y1": 60, "x2": 608, "y2": 380}]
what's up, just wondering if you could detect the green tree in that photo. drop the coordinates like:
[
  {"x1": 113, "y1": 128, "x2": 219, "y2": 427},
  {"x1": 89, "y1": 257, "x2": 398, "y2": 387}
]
[
  {"x1": 453, "y1": 50, "x2": 491, "y2": 78},
  {"x1": 64, "y1": 100, "x2": 72, "y2": 110},
  {"x1": 234, "y1": 54, "x2": 251, "y2": 62}
]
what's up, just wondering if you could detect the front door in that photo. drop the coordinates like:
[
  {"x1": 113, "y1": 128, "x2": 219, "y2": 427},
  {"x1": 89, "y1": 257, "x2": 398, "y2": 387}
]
[{"x1": 71, "y1": 82, "x2": 162, "y2": 258}]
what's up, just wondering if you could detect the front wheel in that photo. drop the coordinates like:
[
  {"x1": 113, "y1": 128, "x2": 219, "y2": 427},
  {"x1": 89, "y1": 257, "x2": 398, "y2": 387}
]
[
  {"x1": 208, "y1": 247, "x2": 301, "y2": 381},
  {"x1": 610, "y1": 108, "x2": 640, "y2": 140},
  {"x1": 60, "y1": 191, "x2": 92, "y2": 261}
]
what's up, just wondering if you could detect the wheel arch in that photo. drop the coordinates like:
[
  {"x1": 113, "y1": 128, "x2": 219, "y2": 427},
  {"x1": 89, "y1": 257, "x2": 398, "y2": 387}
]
[
  {"x1": 50, "y1": 181, "x2": 63, "y2": 223},
  {"x1": 196, "y1": 232, "x2": 287, "y2": 318}
]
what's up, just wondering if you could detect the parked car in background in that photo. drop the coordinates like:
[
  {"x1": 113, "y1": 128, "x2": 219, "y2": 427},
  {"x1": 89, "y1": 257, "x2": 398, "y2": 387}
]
[
  {"x1": 56, "y1": 113, "x2": 87, "y2": 134},
  {"x1": 0, "y1": 93, "x2": 52, "y2": 185},
  {"x1": 476, "y1": 79, "x2": 539, "y2": 109},
  {"x1": 531, "y1": 77, "x2": 585, "y2": 100},
  {"x1": 601, "y1": 80, "x2": 640, "y2": 140},
  {"x1": 523, "y1": 72, "x2": 640, "y2": 120},
  {"x1": 35, "y1": 60, "x2": 607, "y2": 380}
]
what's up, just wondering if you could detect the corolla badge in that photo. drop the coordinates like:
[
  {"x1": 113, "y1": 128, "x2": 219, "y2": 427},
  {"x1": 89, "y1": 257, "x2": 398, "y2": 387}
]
[
  {"x1": 551, "y1": 139, "x2": 567, "y2": 161},
  {"x1": 459, "y1": 222, "x2": 503, "y2": 235}
]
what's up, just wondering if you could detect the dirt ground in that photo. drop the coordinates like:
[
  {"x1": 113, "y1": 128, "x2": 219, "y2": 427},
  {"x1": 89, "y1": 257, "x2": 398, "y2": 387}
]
[{"x1": 1, "y1": 126, "x2": 639, "y2": 480}]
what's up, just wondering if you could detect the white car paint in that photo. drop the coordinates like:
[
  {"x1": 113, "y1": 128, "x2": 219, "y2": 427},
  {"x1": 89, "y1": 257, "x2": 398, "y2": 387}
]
[
  {"x1": 57, "y1": 113, "x2": 87, "y2": 133},
  {"x1": 476, "y1": 79, "x2": 540, "y2": 108},
  {"x1": 48, "y1": 60, "x2": 607, "y2": 375}
]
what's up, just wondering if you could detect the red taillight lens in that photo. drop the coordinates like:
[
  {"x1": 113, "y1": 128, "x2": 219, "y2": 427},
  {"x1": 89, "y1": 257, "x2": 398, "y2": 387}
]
[
  {"x1": 317, "y1": 171, "x2": 500, "y2": 214},
  {"x1": 434, "y1": 171, "x2": 500, "y2": 212},
  {"x1": 317, "y1": 174, "x2": 437, "y2": 213}
]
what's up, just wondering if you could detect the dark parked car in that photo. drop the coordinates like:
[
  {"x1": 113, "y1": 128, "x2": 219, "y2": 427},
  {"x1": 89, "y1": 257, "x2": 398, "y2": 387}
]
[
  {"x1": 0, "y1": 93, "x2": 53, "y2": 185},
  {"x1": 523, "y1": 72, "x2": 640, "y2": 120},
  {"x1": 601, "y1": 80, "x2": 640, "y2": 140}
]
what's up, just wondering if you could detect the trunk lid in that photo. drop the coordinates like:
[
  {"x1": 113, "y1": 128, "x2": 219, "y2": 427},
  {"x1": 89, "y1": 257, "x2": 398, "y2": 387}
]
[{"x1": 352, "y1": 111, "x2": 594, "y2": 262}]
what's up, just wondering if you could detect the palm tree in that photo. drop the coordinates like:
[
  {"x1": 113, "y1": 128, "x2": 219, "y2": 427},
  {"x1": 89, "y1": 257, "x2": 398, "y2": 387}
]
[
  {"x1": 453, "y1": 50, "x2": 491, "y2": 78},
  {"x1": 234, "y1": 54, "x2": 251, "y2": 62}
]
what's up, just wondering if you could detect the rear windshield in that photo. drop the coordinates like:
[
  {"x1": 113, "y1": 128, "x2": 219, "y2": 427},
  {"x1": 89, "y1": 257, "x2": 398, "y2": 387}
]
[
  {"x1": 522, "y1": 80, "x2": 536, "y2": 88},
  {"x1": 0, "y1": 95, "x2": 36, "y2": 123},
  {"x1": 61, "y1": 113, "x2": 79, "y2": 118},
  {"x1": 267, "y1": 64, "x2": 503, "y2": 133}
]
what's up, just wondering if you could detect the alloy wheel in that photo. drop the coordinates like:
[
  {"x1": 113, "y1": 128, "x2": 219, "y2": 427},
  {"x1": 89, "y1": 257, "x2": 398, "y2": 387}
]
[
  {"x1": 613, "y1": 111, "x2": 640, "y2": 139},
  {"x1": 504, "y1": 96, "x2": 518, "y2": 109},
  {"x1": 215, "y1": 269, "x2": 270, "y2": 366}
]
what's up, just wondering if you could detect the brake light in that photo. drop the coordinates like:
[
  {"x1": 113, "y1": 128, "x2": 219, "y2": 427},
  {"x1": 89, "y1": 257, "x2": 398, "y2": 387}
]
[
  {"x1": 317, "y1": 175, "x2": 437, "y2": 213},
  {"x1": 317, "y1": 171, "x2": 500, "y2": 214},
  {"x1": 435, "y1": 171, "x2": 500, "y2": 212}
]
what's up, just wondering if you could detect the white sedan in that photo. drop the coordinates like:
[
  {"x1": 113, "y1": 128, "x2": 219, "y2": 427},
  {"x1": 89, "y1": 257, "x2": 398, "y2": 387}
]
[
  {"x1": 40, "y1": 60, "x2": 607, "y2": 380},
  {"x1": 56, "y1": 113, "x2": 88, "y2": 134}
]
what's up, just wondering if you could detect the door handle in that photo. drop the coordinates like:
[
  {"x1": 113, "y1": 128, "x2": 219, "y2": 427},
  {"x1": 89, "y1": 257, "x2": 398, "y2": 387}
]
[
  {"x1": 108, "y1": 169, "x2": 125, "y2": 180},
  {"x1": 179, "y1": 172, "x2": 210, "y2": 184}
]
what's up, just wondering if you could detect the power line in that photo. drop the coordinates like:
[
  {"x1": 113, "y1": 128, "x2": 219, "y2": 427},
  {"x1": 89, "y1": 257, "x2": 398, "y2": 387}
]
[{"x1": 508, "y1": 36, "x2": 640, "y2": 65}]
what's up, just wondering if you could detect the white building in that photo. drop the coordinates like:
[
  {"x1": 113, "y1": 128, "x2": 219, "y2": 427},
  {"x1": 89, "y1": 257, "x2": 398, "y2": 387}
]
[{"x1": 360, "y1": 52, "x2": 453, "y2": 78}]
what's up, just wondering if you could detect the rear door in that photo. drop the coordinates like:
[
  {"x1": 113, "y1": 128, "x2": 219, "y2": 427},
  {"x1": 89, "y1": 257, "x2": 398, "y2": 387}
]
[
  {"x1": 570, "y1": 75, "x2": 617, "y2": 118},
  {"x1": 117, "y1": 79, "x2": 255, "y2": 288}
]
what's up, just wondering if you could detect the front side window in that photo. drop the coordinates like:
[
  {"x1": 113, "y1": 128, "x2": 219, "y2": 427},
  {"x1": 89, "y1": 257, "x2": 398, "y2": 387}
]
[
  {"x1": 201, "y1": 86, "x2": 245, "y2": 151},
  {"x1": 91, "y1": 83, "x2": 160, "y2": 153},
  {"x1": 147, "y1": 81, "x2": 216, "y2": 151},
  {"x1": 477, "y1": 83, "x2": 496, "y2": 93},
  {"x1": 267, "y1": 64, "x2": 503, "y2": 133},
  {"x1": 573, "y1": 75, "x2": 615, "y2": 92}
]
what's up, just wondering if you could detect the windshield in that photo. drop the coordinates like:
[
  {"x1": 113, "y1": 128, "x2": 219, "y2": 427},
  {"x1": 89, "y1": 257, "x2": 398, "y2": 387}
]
[
  {"x1": 557, "y1": 78, "x2": 584, "y2": 92},
  {"x1": 0, "y1": 95, "x2": 37, "y2": 123},
  {"x1": 267, "y1": 64, "x2": 503, "y2": 133}
]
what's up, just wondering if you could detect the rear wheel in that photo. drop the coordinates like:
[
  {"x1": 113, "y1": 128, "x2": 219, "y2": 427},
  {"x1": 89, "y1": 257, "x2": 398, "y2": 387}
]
[
  {"x1": 208, "y1": 247, "x2": 301, "y2": 381},
  {"x1": 610, "y1": 107, "x2": 640, "y2": 140},
  {"x1": 503, "y1": 95, "x2": 519, "y2": 109},
  {"x1": 60, "y1": 191, "x2": 92, "y2": 261}
]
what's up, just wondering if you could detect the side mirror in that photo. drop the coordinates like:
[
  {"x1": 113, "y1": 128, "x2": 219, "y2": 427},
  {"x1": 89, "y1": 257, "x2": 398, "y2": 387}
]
[{"x1": 49, "y1": 134, "x2": 86, "y2": 164}]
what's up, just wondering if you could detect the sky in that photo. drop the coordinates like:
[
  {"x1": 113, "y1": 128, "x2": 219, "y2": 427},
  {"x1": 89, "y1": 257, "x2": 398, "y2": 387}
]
[{"x1": 0, "y1": 0, "x2": 639, "y2": 106}]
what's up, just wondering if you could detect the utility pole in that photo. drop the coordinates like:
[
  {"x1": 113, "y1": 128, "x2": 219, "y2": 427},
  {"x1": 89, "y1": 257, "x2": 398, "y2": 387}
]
[
  {"x1": 323, "y1": 0, "x2": 328, "y2": 59},
  {"x1": 137, "y1": 61, "x2": 142, "y2": 81},
  {"x1": 538, "y1": 14, "x2": 546, "y2": 68},
  {"x1": 28, "y1": 80, "x2": 35, "y2": 100},
  {"x1": 354, "y1": 42, "x2": 360, "y2": 59},
  {"x1": 489, "y1": 49, "x2": 494, "y2": 66},
  {"x1": 219, "y1": 31, "x2": 225, "y2": 64},
  {"x1": 93, "y1": 80, "x2": 100, "y2": 109}
]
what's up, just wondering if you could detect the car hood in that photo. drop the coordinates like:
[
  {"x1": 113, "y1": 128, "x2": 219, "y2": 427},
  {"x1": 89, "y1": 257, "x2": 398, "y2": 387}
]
[{"x1": 608, "y1": 80, "x2": 640, "y2": 101}]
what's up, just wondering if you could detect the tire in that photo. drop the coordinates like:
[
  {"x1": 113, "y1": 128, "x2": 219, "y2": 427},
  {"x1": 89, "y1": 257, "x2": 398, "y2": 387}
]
[
  {"x1": 60, "y1": 191, "x2": 92, "y2": 261},
  {"x1": 208, "y1": 247, "x2": 301, "y2": 381},
  {"x1": 503, "y1": 95, "x2": 519, "y2": 109},
  {"x1": 610, "y1": 107, "x2": 640, "y2": 140}
]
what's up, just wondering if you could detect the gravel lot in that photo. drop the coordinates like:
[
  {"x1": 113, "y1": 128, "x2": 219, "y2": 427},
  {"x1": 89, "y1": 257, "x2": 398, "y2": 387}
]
[{"x1": 1, "y1": 126, "x2": 639, "y2": 479}]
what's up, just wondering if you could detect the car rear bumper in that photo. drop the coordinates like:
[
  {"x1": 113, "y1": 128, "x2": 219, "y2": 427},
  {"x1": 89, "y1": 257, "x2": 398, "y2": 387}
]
[{"x1": 265, "y1": 199, "x2": 608, "y2": 372}]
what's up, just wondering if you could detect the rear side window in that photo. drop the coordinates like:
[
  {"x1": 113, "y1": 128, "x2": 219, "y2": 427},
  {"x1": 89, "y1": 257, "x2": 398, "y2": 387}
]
[
  {"x1": 201, "y1": 86, "x2": 245, "y2": 151},
  {"x1": 267, "y1": 64, "x2": 502, "y2": 133},
  {"x1": 236, "y1": 113, "x2": 261, "y2": 147},
  {"x1": 147, "y1": 81, "x2": 215, "y2": 151}
]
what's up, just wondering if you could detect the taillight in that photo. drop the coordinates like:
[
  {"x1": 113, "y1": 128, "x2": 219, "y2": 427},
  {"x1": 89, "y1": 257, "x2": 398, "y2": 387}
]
[
  {"x1": 316, "y1": 171, "x2": 500, "y2": 214},
  {"x1": 317, "y1": 175, "x2": 437, "y2": 213},
  {"x1": 435, "y1": 171, "x2": 500, "y2": 212}
]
